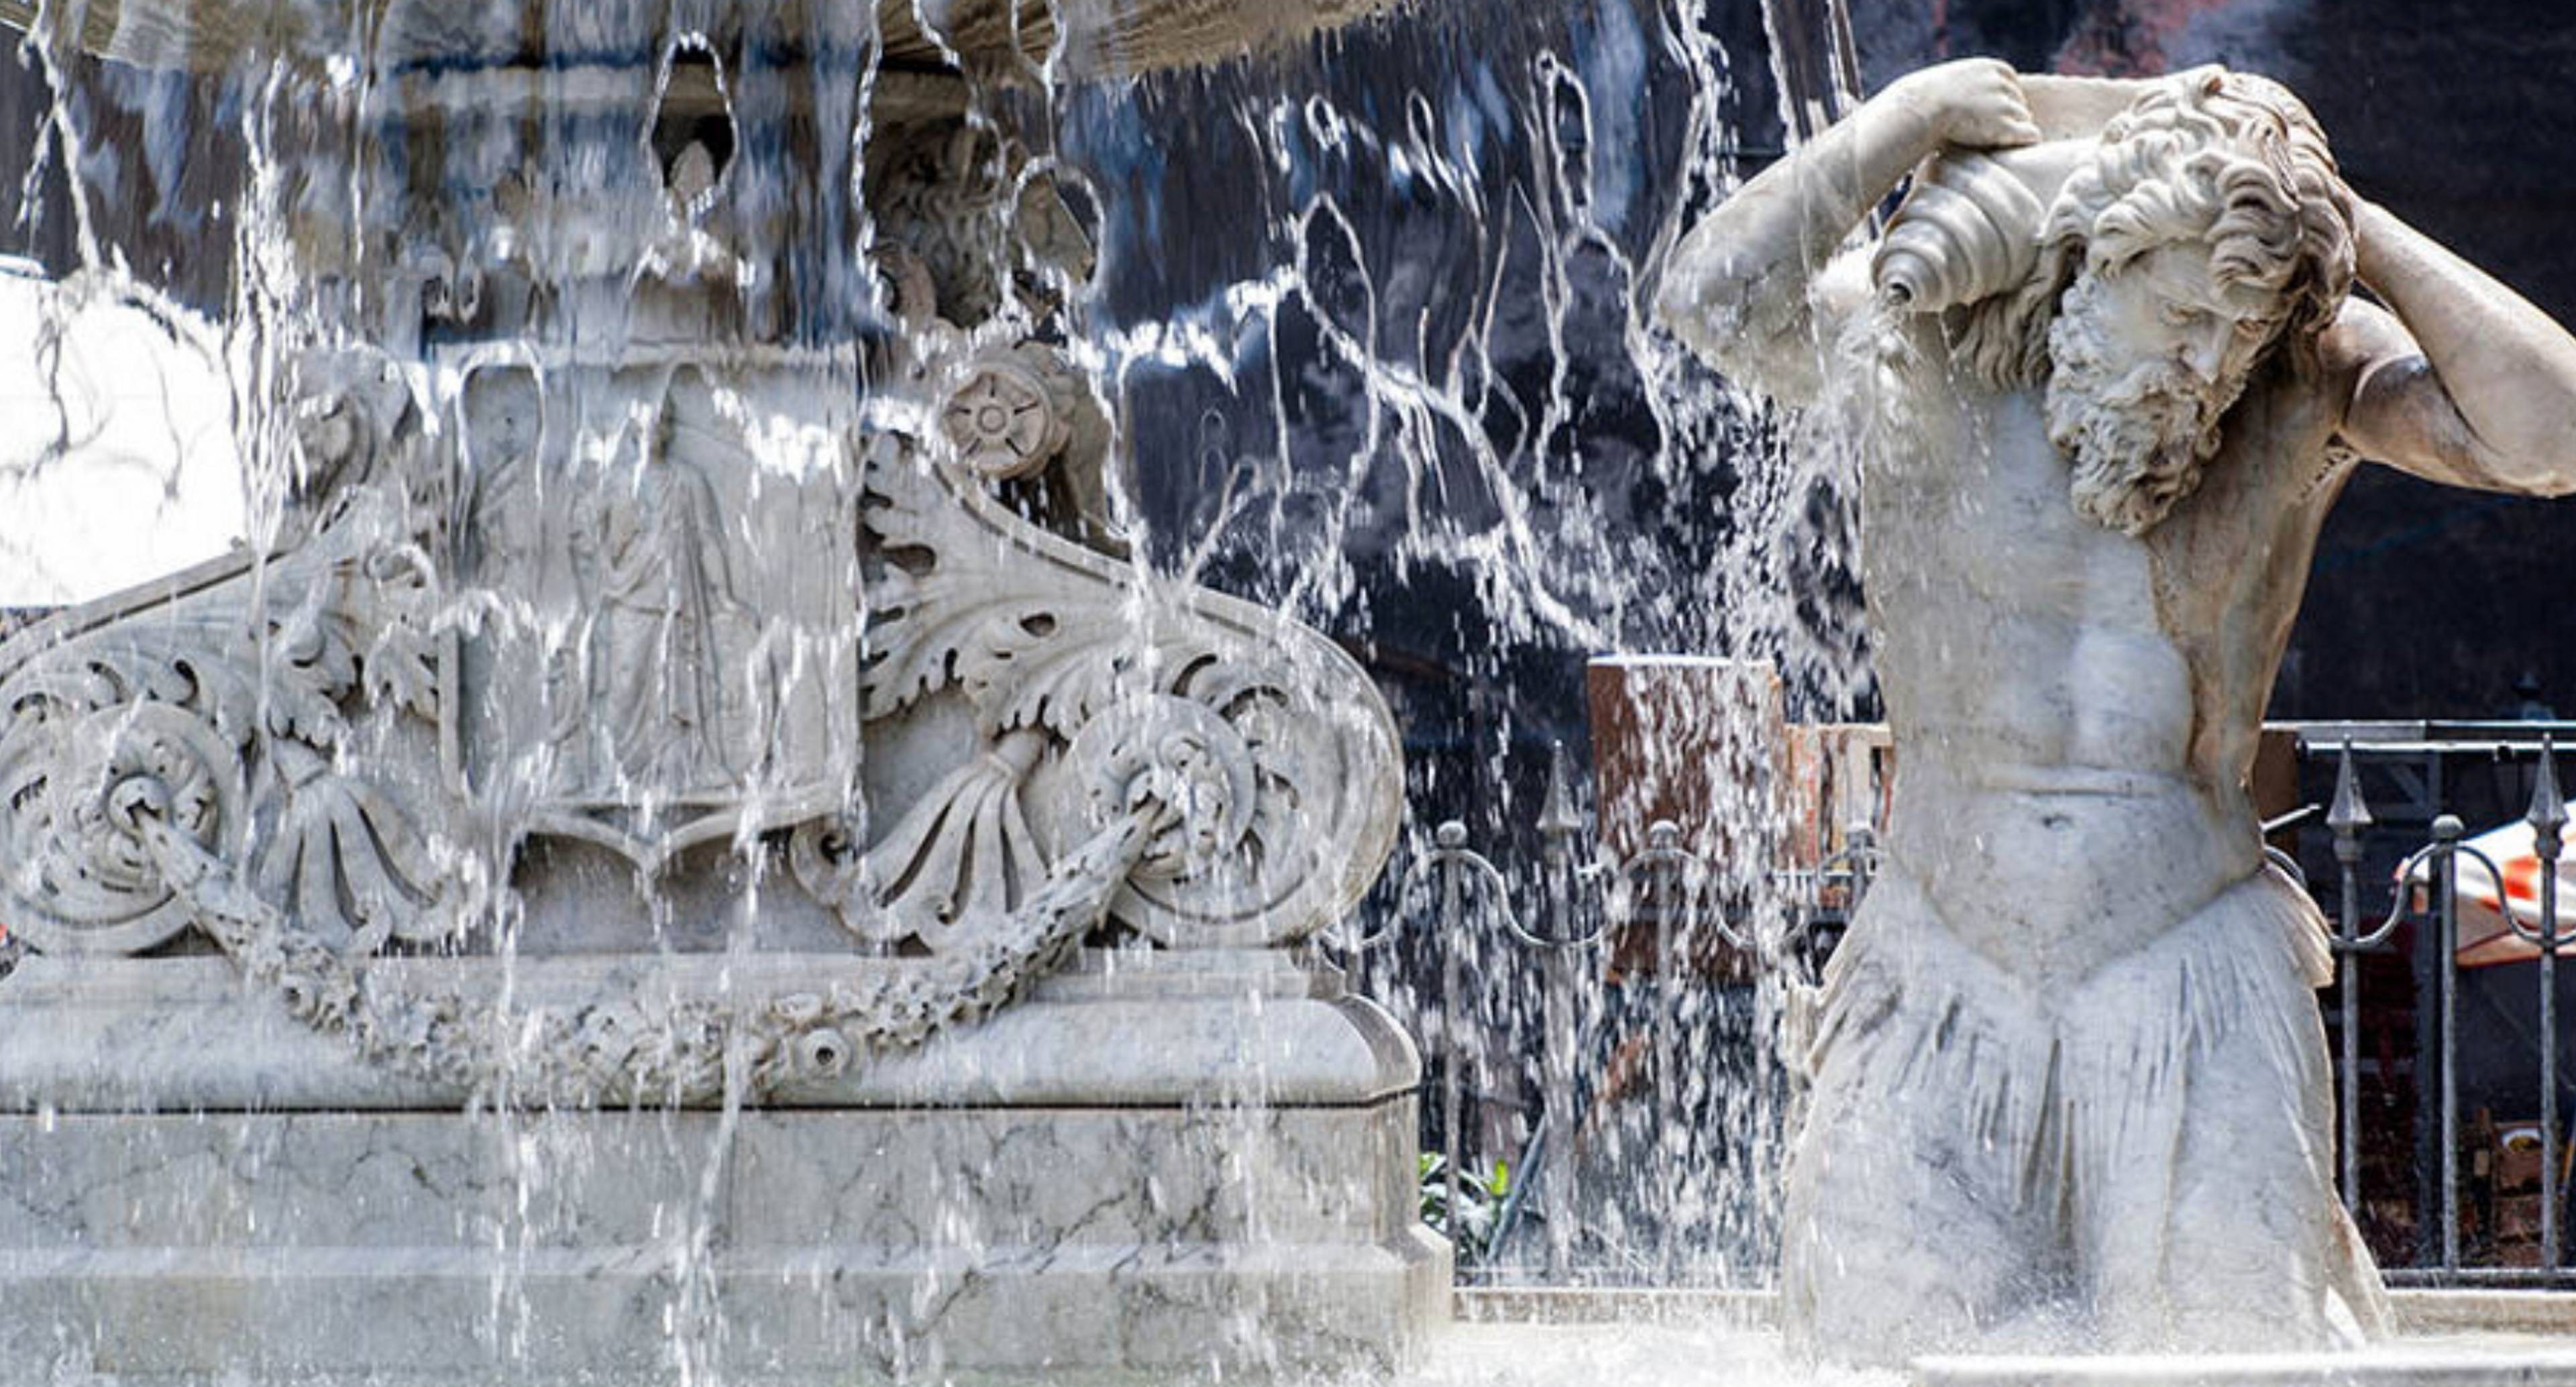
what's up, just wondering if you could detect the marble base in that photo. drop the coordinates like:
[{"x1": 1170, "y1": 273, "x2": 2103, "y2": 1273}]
[
  {"x1": 0, "y1": 950, "x2": 1450, "y2": 1382},
  {"x1": 1399, "y1": 1319, "x2": 2576, "y2": 1387},
  {"x1": 1912, "y1": 1347, "x2": 2576, "y2": 1386}
]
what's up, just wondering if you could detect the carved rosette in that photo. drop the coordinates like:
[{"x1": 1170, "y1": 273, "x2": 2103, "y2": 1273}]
[
  {"x1": 942, "y1": 347, "x2": 1075, "y2": 479},
  {"x1": 0, "y1": 702, "x2": 244, "y2": 955}
]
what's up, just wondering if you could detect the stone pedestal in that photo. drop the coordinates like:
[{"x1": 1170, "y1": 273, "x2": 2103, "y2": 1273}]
[
  {"x1": 0, "y1": 950, "x2": 1448, "y2": 1382},
  {"x1": 0, "y1": 4, "x2": 1435, "y2": 1380}
]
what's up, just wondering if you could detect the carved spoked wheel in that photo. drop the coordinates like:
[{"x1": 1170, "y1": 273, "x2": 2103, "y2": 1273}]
[
  {"x1": 0, "y1": 702, "x2": 244, "y2": 955},
  {"x1": 941, "y1": 357, "x2": 1067, "y2": 479}
]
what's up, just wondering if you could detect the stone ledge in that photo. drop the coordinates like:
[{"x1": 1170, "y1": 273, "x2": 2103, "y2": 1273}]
[
  {"x1": 1455, "y1": 1286, "x2": 2576, "y2": 1337},
  {"x1": 1, "y1": 1100, "x2": 1449, "y2": 1379},
  {"x1": 2388, "y1": 1290, "x2": 2576, "y2": 1337},
  {"x1": 0, "y1": 950, "x2": 1417, "y2": 1111},
  {"x1": 4, "y1": 1105, "x2": 1425, "y2": 1253},
  {"x1": 1, "y1": 1239, "x2": 1450, "y2": 1378},
  {"x1": 1912, "y1": 1347, "x2": 2576, "y2": 1386},
  {"x1": 1414, "y1": 1319, "x2": 2576, "y2": 1387},
  {"x1": 1454, "y1": 1286, "x2": 1776, "y2": 1327}
]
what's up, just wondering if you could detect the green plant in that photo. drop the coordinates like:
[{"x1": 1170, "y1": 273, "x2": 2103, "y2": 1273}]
[{"x1": 1418, "y1": 1152, "x2": 1510, "y2": 1262}]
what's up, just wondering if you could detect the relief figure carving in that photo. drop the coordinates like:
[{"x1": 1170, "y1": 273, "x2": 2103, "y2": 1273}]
[{"x1": 567, "y1": 399, "x2": 769, "y2": 798}]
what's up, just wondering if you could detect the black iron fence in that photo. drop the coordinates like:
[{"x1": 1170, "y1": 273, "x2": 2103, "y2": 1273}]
[
  {"x1": 2288, "y1": 722, "x2": 2576, "y2": 1285},
  {"x1": 1360, "y1": 721, "x2": 2576, "y2": 1289},
  {"x1": 1335, "y1": 743, "x2": 1849, "y2": 1286}
]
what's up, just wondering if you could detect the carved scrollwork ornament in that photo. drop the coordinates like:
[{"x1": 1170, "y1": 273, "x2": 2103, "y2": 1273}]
[
  {"x1": 863, "y1": 397, "x2": 1402, "y2": 950},
  {"x1": 415, "y1": 246, "x2": 484, "y2": 325},
  {"x1": 790, "y1": 814, "x2": 911, "y2": 951},
  {"x1": 1070, "y1": 694, "x2": 1257, "y2": 885},
  {"x1": 0, "y1": 702, "x2": 245, "y2": 955}
]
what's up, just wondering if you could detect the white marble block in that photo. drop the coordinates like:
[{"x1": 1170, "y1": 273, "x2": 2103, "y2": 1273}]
[{"x1": 0, "y1": 950, "x2": 1448, "y2": 1382}]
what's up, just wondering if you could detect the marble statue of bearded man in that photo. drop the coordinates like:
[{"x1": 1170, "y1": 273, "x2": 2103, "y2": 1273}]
[{"x1": 1657, "y1": 61, "x2": 2576, "y2": 1362}]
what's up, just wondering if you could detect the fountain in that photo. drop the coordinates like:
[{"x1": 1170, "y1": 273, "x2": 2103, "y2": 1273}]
[
  {"x1": 15, "y1": 0, "x2": 2576, "y2": 1381},
  {"x1": 0, "y1": 0, "x2": 1446, "y2": 1380}
]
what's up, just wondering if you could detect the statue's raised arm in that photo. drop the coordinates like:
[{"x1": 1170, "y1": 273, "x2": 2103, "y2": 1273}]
[
  {"x1": 2328, "y1": 201, "x2": 2576, "y2": 496},
  {"x1": 1652, "y1": 64, "x2": 2202, "y2": 404},
  {"x1": 1652, "y1": 59, "x2": 2042, "y2": 402}
]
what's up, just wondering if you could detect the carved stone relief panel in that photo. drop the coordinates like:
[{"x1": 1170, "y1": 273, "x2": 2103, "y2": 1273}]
[{"x1": 446, "y1": 362, "x2": 863, "y2": 871}]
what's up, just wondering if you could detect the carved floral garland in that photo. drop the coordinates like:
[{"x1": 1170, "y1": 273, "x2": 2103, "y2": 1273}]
[
  {"x1": 0, "y1": 119, "x2": 1397, "y2": 1093},
  {"x1": 127, "y1": 783, "x2": 1161, "y2": 1106}
]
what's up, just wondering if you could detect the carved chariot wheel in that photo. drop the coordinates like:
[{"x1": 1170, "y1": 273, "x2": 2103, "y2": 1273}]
[{"x1": 0, "y1": 702, "x2": 244, "y2": 955}]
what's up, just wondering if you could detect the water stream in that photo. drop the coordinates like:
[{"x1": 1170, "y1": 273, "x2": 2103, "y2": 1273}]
[{"x1": 0, "y1": 0, "x2": 1893, "y2": 1374}]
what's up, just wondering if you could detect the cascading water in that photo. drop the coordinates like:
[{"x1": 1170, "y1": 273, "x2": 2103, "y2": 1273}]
[
  {"x1": 0, "y1": 0, "x2": 1896, "y2": 1380},
  {"x1": 1038, "y1": 0, "x2": 1884, "y2": 1286}
]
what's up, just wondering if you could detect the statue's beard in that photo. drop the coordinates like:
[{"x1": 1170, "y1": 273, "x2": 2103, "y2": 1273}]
[{"x1": 2041, "y1": 276, "x2": 2249, "y2": 537}]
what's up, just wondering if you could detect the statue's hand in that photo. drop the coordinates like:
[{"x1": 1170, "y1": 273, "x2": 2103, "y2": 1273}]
[{"x1": 1886, "y1": 58, "x2": 2041, "y2": 153}]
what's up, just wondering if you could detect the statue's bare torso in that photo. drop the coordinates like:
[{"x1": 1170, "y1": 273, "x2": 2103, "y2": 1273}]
[{"x1": 1861, "y1": 319, "x2": 2348, "y2": 989}]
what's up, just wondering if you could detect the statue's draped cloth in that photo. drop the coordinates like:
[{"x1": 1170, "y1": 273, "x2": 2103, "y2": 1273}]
[{"x1": 1783, "y1": 861, "x2": 2391, "y2": 1352}]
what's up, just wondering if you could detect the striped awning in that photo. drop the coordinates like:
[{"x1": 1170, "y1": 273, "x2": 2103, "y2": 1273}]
[{"x1": 2404, "y1": 818, "x2": 2576, "y2": 968}]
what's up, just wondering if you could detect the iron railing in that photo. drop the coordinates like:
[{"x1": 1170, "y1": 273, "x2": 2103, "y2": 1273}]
[
  {"x1": 2315, "y1": 731, "x2": 2576, "y2": 1284},
  {"x1": 1346, "y1": 744, "x2": 1610, "y2": 1280},
  {"x1": 1346, "y1": 740, "x2": 1865, "y2": 1284}
]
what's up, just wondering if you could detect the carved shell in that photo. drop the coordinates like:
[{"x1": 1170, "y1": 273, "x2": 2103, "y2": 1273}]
[{"x1": 1872, "y1": 151, "x2": 2047, "y2": 313}]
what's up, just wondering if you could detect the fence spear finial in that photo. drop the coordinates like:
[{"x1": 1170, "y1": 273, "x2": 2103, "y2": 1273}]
[
  {"x1": 2530, "y1": 734, "x2": 2568, "y2": 842},
  {"x1": 1538, "y1": 739, "x2": 1584, "y2": 841},
  {"x1": 2327, "y1": 738, "x2": 2372, "y2": 852}
]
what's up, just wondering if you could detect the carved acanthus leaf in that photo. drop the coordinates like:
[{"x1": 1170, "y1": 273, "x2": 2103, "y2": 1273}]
[
  {"x1": 867, "y1": 563, "x2": 1230, "y2": 738},
  {"x1": 351, "y1": 549, "x2": 444, "y2": 722}
]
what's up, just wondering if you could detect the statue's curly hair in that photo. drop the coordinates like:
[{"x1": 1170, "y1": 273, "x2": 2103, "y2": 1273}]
[{"x1": 1959, "y1": 66, "x2": 2357, "y2": 389}]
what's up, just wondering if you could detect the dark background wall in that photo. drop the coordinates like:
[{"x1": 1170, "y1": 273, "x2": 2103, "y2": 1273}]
[
  {"x1": 1885, "y1": 0, "x2": 2576, "y2": 723},
  {"x1": 1050, "y1": 0, "x2": 2576, "y2": 841}
]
